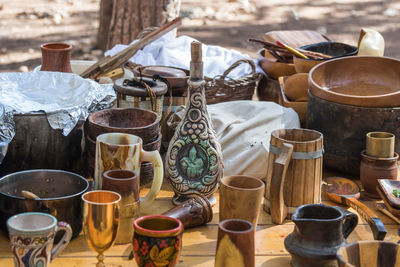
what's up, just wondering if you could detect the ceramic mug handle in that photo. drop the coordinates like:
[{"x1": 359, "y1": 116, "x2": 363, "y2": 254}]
[
  {"x1": 139, "y1": 149, "x2": 164, "y2": 211},
  {"x1": 50, "y1": 221, "x2": 73, "y2": 261},
  {"x1": 341, "y1": 209, "x2": 358, "y2": 239}
]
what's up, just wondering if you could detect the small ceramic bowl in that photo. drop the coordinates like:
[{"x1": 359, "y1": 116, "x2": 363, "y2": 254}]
[
  {"x1": 336, "y1": 240, "x2": 400, "y2": 267},
  {"x1": 258, "y1": 49, "x2": 296, "y2": 79},
  {"x1": 293, "y1": 42, "x2": 358, "y2": 73}
]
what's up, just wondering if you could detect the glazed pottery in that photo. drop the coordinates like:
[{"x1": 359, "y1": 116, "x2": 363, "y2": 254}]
[
  {"x1": 0, "y1": 169, "x2": 89, "y2": 239},
  {"x1": 165, "y1": 42, "x2": 223, "y2": 205},
  {"x1": 94, "y1": 133, "x2": 163, "y2": 212},
  {"x1": 285, "y1": 204, "x2": 358, "y2": 267},
  {"x1": 293, "y1": 42, "x2": 358, "y2": 73},
  {"x1": 82, "y1": 190, "x2": 121, "y2": 267},
  {"x1": 162, "y1": 195, "x2": 213, "y2": 229},
  {"x1": 309, "y1": 56, "x2": 400, "y2": 108},
  {"x1": 264, "y1": 128, "x2": 323, "y2": 224},
  {"x1": 133, "y1": 215, "x2": 183, "y2": 267},
  {"x1": 360, "y1": 150, "x2": 399, "y2": 199},
  {"x1": 7, "y1": 212, "x2": 72, "y2": 267},
  {"x1": 40, "y1": 42, "x2": 72, "y2": 73},
  {"x1": 336, "y1": 240, "x2": 400, "y2": 267},
  {"x1": 306, "y1": 92, "x2": 400, "y2": 175},
  {"x1": 88, "y1": 108, "x2": 160, "y2": 144},
  {"x1": 366, "y1": 132, "x2": 395, "y2": 158},
  {"x1": 102, "y1": 170, "x2": 140, "y2": 244},
  {"x1": 215, "y1": 219, "x2": 255, "y2": 267},
  {"x1": 219, "y1": 175, "x2": 264, "y2": 226},
  {"x1": 322, "y1": 177, "x2": 386, "y2": 240}
]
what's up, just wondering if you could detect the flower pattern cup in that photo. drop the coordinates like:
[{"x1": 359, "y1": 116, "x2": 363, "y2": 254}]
[
  {"x1": 133, "y1": 215, "x2": 183, "y2": 267},
  {"x1": 7, "y1": 212, "x2": 72, "y2": 267}
]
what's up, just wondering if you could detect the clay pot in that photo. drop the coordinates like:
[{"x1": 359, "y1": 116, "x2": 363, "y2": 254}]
[
  {"x1": 360, "y1": 150, "x2": 399, "y2": 199},
  {"x1": 40, "y1": 42, "x2": 72, "y2": 73},
  {"x1": 336, "y1": 240, "x2": 400, "y2": 267},
  {"x1": 133, "y1": 215, "x2": 183, "y2": 267},
  {"x1": 87, "y1": 108, "x2": 160, "y2": 144},
  {"x1": 285, "y1": 204, "x2": 358, "y2": 267},
  {"x1": 162, "y1": 195, "x2": 213, "y2": 229},
  {"x1": 309, "y1": 56, "x2": 400, "y2": 108},
  {"x1": 293, "y1": 42, "x2": 357, "y2": 73},
  {"x1": 215, "y1": 219, "x2": 255, "y2": 267}
]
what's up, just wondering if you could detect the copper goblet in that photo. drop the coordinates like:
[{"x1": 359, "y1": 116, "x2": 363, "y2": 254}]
[{"x1": 82, "y1": 190, "x2": 121, "y2": 267}]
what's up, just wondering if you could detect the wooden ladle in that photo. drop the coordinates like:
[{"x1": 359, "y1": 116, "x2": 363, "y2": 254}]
[{"x1": 322, "y1": 176, "x2": 387, "y2": 240}]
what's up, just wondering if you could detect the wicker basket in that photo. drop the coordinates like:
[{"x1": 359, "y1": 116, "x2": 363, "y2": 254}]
[{"x1": 205, "y1": 59, "x2": 263, "y2": 104}]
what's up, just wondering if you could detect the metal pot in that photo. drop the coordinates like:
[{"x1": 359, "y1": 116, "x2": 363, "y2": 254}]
[{"x1": 0, "y1": 169, "x2": 89, "y2": 239}]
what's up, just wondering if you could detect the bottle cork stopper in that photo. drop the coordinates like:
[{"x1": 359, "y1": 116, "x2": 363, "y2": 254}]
[{"x1": 191, "y1": 42, "x2": 202, "y2": 63}]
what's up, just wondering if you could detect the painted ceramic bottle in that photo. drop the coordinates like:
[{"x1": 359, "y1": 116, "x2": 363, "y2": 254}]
[{"x1": 165, "y1": 41, "x2": 223, "y2": 205}]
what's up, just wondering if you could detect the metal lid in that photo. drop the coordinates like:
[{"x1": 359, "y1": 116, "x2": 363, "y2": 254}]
[{"x1": 114, "y1": 77, "x2": 168, "y2": 97}]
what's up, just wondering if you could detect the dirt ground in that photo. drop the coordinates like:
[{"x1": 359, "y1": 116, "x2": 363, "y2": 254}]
[{"x1": 0, "y1": 0, "x2": 399, "y2": 72}]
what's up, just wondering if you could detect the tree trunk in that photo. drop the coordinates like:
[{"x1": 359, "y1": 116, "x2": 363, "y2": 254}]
[{"x1": 97, "y1": 0, "x2": 181, "y2": 51}]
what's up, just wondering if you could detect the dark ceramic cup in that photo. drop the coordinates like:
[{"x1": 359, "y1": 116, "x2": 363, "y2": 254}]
[
  {"x1": 215, "y1": 219, "x2": 255, "y2": 267},
  {"x1": 133, "y1": 215, "x2": 183, "y2": 267},
  {"x1": 102, "y1": 170, "x2": 140, "y2": 244}
]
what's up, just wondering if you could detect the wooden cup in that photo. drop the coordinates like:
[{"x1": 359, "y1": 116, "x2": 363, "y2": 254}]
[
  {"x1": 366, "y1": 132, "x2": 395, "y2": 158},
  {"x1": 219, "y1": 175, "x2": 265, "y2": 226},
  {"x1": 215, "y1": 219, "x2": 255, "y2": 267}
]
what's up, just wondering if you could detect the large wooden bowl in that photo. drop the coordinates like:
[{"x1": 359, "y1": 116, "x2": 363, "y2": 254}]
[
  {"x1": 258, "y1": 49, "x2": 296, "y2": 79},
  {"x1": 336, "y1": 240, "x2": 400, "y2": 267},
  {"x1": 309, "y1": 56, "x2": 400, "y2": 108}
]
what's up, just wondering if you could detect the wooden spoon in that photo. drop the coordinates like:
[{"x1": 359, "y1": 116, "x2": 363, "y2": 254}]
[
  {"x1": 322, "y1": 176, "x2": 387, "y2": 240},
  {"x1": 21, "y1": 190, "x2": 40, "y2": 200}
]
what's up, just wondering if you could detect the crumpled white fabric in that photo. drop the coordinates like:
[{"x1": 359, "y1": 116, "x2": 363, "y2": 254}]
[
  {"x1": 105, "y1": 32, "x2": 263, "y2": 79},
  {"x1": 208, "y1": 101, "x2": 300, "y2": 179}
]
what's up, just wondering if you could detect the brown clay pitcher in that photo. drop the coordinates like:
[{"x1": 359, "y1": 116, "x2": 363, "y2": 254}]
[
  {"x1": 264, "y1": 128, "x2": 324, "y2": 224},
  {"x1": 285, "y1": 204, "x2": 358, "y2": 267},
  {"x1": 40, "y1": 42, "x2": 72, "y2": 73}
]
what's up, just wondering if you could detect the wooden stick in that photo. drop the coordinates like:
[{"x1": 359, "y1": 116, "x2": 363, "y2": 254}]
[
  {"x1": 376, "y1": 203, "x2": 400, "y2": 224},
  {"x1": 81, "y1": 17, "x2": 183, "y2": 79}
]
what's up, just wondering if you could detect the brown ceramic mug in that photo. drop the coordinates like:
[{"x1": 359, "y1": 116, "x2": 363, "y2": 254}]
[
  {"x1": 102, "y1": 169, "x2": 140, "y2": 244},
  {"x1": 219, "y1": 175, "x2": 264, "y2": 226},
  {"x1": 215, "y1": 219, "x2": 255, "y2": 267},
  {"x1": 40, "y1": 42, "x2": 72, "y2": 73}
]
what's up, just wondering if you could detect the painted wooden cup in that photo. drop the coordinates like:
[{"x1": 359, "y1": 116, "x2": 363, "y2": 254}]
[
  {"x1": 133, "y1": 215, "x2": 183, "y2": 267},
  {"x1": 215, "y1": 219, "x2": 255, "y2": 267},
  {"x1": 94, "y1": 132, "x2": 163, "y2": 212},
  {"x1": 7, "y1": 212, "x2": 72, "y2": 267},
  {"x1": 219, "y1": 175, "x2": 264, "y2": 226},
  {"x1": 102, "y1": 170, "x2": 140, "y2": 244},
  {"x1": 336, "y1": 240, "x2": 400, "y2": 267}
]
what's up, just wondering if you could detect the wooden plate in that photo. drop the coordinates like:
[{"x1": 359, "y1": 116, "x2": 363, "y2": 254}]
[{"x1": 378, "y1": 179, "x2": 400, "y2": 209}]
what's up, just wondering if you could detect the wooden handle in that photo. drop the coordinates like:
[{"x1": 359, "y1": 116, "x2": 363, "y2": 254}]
[
  {"x1": 345, "y1": 197, "x2": 387, "y2": 240},
  {"x1": 270, "y1": 143, "x2": 294, "y2": 224}
]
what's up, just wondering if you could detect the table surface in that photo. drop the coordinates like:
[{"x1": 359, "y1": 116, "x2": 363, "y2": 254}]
[{"x1": 0, "y1": 172, "x2": 399, "y2": 267}]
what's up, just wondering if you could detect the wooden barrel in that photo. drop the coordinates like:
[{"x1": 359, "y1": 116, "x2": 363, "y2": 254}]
[
  {"x1": 264, "y1": 128, "x2": 323, "y2": 219},
  {"x1": 307, "y1": 93, "x2": 400, "y2": 175}
]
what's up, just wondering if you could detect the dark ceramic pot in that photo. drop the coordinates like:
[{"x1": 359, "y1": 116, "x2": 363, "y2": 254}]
[
  {"x1": 0, "y1": 169, "x2": 89, "y2": 239},
  {"x1": 285, "y1": 204, "x2": 358, "y2": 267},
  {"x1": 360, "y1": 150, "x2": 399, "y2": 199},
  {"x1": 133, "y1": 215, "x2": 183, "y2": 267},
  {"x1": 40, "y1": 42, "x2": 72, "y2": 73}
]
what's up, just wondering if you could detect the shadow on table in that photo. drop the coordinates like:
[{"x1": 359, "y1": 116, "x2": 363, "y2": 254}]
[{"x1": 260, "y1": 255, "x2": 291, "y2": 266}]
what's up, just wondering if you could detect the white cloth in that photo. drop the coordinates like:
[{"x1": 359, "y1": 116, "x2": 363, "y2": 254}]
[
  {"x1": 105, "y1": 32, "x2": 263, "y2": 79},
  {"x1": 208, "y1": 101, "x2": 300, "y2": 179}
]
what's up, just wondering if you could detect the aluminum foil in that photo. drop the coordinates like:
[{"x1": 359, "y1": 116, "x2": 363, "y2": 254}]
[
  {"x1": 0, "y1": 104, "x2": 14, "y2": 164},
  {"x1": 0, "y1": 71, "x2": 116, "y2": 137}
]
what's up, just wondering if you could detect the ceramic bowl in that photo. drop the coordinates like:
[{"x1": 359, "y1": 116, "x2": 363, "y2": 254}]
[
  {"x1": 309, "y1": 56, "x2": 400, "y2": 107},
  {"x1": 257, "y1": 49, "x2": 296, "y2": 79},
  {"x1": 336, "y1": 240, "x2": 400, "y2": 267},
  {"x1": 293, "y1": 42, "x2": 358, "y2": 73}
]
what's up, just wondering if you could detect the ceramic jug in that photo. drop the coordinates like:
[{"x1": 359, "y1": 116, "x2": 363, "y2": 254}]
[{"x1": 284, "y1": 204, "x2": 358, "y2": 267}]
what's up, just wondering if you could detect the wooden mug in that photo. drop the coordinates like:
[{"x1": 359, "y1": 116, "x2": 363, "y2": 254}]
[
  {"x1": 95, "y1": 133, "x2": 163, "y2": 212},
  {"x1": 219, "y1": 175, "x2": 264, "y2": 226},
  {"x1": 264, "y1": 128, "x2": 324, "y2": 224}
]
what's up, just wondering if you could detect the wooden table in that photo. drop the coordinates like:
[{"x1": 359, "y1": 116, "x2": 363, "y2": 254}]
[{"x1": 0, "y1": 177, "x2": 399, "y2": 267}]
